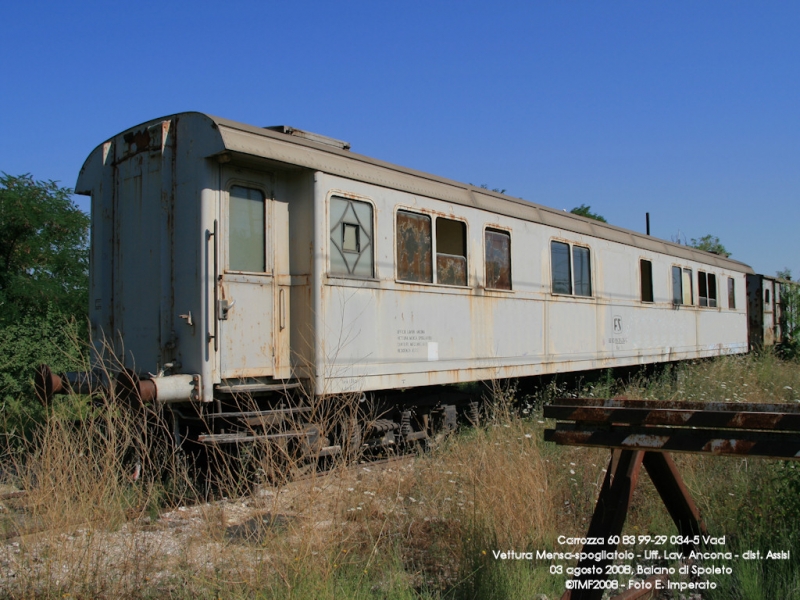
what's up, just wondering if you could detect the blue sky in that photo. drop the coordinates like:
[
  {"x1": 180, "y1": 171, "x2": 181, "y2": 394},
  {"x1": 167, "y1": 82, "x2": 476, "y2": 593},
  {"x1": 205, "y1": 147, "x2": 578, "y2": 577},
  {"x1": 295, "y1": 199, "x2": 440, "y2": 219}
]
[{"x1": 1, "y1": 1, "x2": 797, "y2": 277}]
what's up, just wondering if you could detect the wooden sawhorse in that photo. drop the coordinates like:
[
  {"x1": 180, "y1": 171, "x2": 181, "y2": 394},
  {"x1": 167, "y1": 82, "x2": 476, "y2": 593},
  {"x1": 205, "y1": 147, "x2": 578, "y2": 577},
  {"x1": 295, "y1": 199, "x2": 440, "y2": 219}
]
[{"x1": 544, "y1": 397, "x2": 800, "y2": 600}]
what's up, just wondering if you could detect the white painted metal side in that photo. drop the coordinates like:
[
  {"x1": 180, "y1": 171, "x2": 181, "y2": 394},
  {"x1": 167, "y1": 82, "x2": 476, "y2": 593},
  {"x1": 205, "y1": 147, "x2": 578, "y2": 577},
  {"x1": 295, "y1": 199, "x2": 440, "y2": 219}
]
[{"x1": 312, "y1": 172, "x2": 749, "y2": 395}]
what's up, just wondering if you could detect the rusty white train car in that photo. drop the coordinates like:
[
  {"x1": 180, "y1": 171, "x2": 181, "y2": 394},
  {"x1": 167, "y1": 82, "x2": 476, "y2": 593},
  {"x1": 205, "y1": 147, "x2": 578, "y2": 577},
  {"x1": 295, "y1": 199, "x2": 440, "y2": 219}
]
[{"x1": 39, "y1": 112, "x2": 753, "y2": 448}]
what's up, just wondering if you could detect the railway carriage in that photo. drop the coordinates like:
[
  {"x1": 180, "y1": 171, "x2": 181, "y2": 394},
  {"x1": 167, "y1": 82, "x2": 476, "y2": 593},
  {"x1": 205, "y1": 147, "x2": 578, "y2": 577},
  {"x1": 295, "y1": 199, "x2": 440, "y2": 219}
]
[{"x1": 39, "y1": 112, "x2": 754, "y2": 449}]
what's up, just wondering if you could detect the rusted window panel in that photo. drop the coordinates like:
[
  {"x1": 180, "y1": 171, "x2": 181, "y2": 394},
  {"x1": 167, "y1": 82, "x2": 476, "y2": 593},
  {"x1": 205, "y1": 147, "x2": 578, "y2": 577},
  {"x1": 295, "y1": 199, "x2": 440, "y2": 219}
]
[
  {"x1": 573, "y1": 246, "x2": 592, "y2": 297},
  {"x1": 728, "y1": 277, "x2": 736, "y2": 309},
  {"x1": 437, "y1": 254, "x2": 467, "y2": 286},
  {"x1": 485, "y1": 229, "x2": 511, "y2": 290},
  {"x1": 436, "y1": 217, "x2": 467, "y2": 286},
  {"x1": 640, "y1": 259, "x2": 654, "y2": 302},
  {"x1": 229, "y1": 185, "x2": 265, "y2": 272},
  {"x1": 397, "y1": 210, "x2": 432, "y2": 283},
  {"x1": 330, "y1": 197, "x2": 374, "y2": 278},
  {"x1": 551, "y1": 241, "x2": 571, "y2": 294}
]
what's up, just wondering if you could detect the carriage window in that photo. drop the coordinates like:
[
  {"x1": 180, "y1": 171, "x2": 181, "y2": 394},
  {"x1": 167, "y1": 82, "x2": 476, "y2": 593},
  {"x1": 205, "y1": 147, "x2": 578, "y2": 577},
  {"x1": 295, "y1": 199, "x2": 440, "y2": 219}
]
[
  {"x1": 698, "y1": 271, "x2": 708, "y2": 307},
  {"x1": 436, "y1": 217, "x2": 467, "y2": 286},
  {"x1": 551, "y1": 241, "x2": 572, "y2": 294},
  {"x1": 697, "y1": 272, "x2": 717, "y2": 307},
  {"x1": 551, "y1": 241, "x2": 593, "y2": 296},
  {"x1": 397, "y1": 210, "x2": 432, "y2": 283},
  {"x1": 573, "y1": 246, "x2": 592, "y2": 297},
  {"x1": 765, "y1": 289, "x2": 771, "y2": 305},
  {"x1": 229, "y1": 185, "x2": 265, "y2": 272},
  {"x1": 673, "y1": 266, "x2": 693, "y2": 305},
  {"x1": 640, "y1": 260, "x2": 654, "y2": 302},
  {"x1": 672, "y1": 266, "x2": 682, "y2": 304},
  {"x1": 728, "y1": 278, "x2": 736, "y2": 309},
  {"x1": 330, "y1": 197, "x2": 374, "y2": 278},
  {"x1": 485, "y1": 229, "x2": 511, "y2": 290},
  {"x1": 708, "y1": 274, "x2": 717, "y2": 307},
  {"x1": 682, "y1": 268, "x2": 693, "y2": 305}
]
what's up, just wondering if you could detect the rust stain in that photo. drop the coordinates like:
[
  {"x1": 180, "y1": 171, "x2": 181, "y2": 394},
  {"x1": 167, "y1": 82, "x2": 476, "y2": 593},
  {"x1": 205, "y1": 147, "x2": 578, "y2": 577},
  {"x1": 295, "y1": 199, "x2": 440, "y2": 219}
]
[
  {"x1": 547, "y1": 405, "x2": 800, "y2": 430},
  {"x1": 122, "y1": 128, "x2": 151, "y2": 155},
  {"x1": 705, "y1": 438, "x2": 757, "y2": 455},
  {"x1": 551, "y1": 397, "x2": 800, "y2": 414},
  {"x1": 34, "y1": 364, "x2": 63, "y2": 405},
  {"x1": 545, "y1": 396, "x2": 800, "y2": 459}
]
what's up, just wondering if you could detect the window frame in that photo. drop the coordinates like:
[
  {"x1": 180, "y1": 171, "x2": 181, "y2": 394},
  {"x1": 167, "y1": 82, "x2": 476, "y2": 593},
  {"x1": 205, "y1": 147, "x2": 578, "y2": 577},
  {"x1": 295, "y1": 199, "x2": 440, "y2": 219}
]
[
  {"x1": 395, "y1": 208, "x2": 469, "y2": 287},
  {"x1": 640, "y1": 259, "x2": 654, "y2": 303},
  {"x1": 550, "y1": 239, "x2": 593, "y2": 298},
  {"x1": 728, "y1": 277, "x2": 736, "y2": 310},
  {"x1": 708, "y1": 273, "x2": 717, "y2": 308},
  {"x1": 226, "y1": 183, "x2": 269, "y2": 275},
  {"x1": 435, "y1": 215, "x2": 469, "y2": 287},
  {"x1": 672, "y1": 265, "x2": 694, "y2": 306},
  {"x1": 697, "y1": 271, "x2": 718, "y2": 308},
  {"x1": 484, "y1": 227, "x2": 513, "y2": 291},
  {"x1": 328, "y1": 194, "x2": 377, "y2": 280},
  {"x1": 572, "y1": 245, "x2": 593, "y2": 297},
  {"x1": 698, "y1": 271, "x2": 708, "y2": 307}
]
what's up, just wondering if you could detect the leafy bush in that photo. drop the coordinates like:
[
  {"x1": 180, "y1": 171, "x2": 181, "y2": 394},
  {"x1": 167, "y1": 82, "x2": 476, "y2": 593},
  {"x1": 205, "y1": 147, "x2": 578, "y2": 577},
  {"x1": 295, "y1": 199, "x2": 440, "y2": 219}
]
[
  {"x1": 0, "y1": 307, "x2": 87, "y2": 437},
  {"x1": 0, "y1": 174, "x2": 89, "y2": 435}
]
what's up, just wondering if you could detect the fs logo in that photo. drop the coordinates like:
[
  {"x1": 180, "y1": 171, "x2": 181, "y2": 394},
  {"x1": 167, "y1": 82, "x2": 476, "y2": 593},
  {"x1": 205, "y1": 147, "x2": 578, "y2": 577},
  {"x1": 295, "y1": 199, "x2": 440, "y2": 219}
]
[{"x1": 613, "y1": 315, "x2": 624, "y2": 334}]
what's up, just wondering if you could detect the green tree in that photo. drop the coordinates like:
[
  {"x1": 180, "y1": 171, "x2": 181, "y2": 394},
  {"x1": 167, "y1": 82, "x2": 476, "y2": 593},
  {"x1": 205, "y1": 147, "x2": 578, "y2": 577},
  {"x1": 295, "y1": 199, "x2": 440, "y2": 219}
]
[
  {"x1": 570, "y1": 204, "x2": 607, "y2": 223},
  {"x1": 0, "y1": 174, "x2": 89, "y2": 323},
  {"x1": 0, "y1": 175, "x2": 89, "y2": 428},
  {"x1": 777, "y1": 269, "x2": 800, "y2": 352},
  {"x1": 688, "y1": 234, "x2": 730, "y2": 257}
]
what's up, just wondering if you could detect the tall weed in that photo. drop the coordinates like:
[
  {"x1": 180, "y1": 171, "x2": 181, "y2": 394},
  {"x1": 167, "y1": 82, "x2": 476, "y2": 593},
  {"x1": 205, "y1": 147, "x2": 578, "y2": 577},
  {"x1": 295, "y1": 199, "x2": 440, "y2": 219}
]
[{"x1": 2, "y1": 351, "x2": 800, "y2": 598}]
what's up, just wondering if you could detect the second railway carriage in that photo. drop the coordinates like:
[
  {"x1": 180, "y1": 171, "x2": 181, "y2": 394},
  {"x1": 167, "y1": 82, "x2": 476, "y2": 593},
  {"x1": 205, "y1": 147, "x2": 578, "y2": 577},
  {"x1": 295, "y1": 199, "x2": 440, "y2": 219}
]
[
  {"x1": 747, "y1": 274, "x2": 783, "y2": 349},
  {"x1": 50, "y1": 112, "x2": 753, "y2": 446}
]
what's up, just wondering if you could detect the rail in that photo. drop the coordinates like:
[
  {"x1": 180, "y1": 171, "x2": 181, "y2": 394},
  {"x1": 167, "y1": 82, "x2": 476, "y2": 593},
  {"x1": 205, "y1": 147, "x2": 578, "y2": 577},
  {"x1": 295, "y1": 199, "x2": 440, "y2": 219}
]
[{"x1": 543, "y1": 397, "x2": 800, "y2": 600}]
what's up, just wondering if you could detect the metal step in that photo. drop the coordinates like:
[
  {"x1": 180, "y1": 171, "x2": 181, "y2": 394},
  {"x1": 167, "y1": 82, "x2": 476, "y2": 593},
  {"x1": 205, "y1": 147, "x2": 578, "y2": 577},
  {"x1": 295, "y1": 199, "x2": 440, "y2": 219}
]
[
  {"x1": 197, "y1": 429, "x2": 313, "y2": 444},
  {"x1": 209, "y1": 406, "x2": 311, "y2": 419},
  {"x1": 215, "y1": 381, "x2": 303, "y2": 394}
]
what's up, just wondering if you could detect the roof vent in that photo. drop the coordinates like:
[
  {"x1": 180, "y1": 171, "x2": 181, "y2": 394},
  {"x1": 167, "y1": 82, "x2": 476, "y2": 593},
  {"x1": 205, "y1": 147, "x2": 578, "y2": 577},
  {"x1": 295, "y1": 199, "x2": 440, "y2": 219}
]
[{"x1": 265, "y1": 126, "x2": 350, "y2": 151}]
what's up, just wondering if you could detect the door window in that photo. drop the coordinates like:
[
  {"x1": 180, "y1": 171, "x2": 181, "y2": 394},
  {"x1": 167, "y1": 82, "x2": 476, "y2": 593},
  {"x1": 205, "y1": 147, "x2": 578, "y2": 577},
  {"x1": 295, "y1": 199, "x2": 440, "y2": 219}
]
[{"x1": 228, "y1": 185, "x2": 265, "y2": 272}]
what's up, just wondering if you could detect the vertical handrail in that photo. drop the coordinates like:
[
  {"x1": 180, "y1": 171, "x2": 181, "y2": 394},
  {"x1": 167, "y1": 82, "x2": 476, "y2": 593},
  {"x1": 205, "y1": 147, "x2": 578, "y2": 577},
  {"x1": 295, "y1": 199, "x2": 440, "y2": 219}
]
[
  {"x1": 207, "y1": 219, "x2": 219, "y2": 351},
  {"x1": 280, "y1": 287, "x2": 286, "y2": 330}
]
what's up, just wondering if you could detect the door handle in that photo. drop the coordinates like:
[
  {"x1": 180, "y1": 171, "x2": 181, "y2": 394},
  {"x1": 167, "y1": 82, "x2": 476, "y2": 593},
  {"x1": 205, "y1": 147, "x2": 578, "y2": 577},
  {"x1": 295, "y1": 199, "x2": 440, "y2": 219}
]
[
  {"x1": 218, "y1": 298, "x2": 235, "y2": 320},
  {"x1": 279, "y1": 288, "x2": 286, "y2": 330}
]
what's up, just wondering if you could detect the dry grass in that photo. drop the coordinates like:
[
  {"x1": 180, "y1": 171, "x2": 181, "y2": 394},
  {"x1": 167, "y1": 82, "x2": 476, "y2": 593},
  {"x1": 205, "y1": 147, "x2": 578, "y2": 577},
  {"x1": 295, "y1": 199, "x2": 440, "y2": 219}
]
[{"x1": 2, "y1": 351, "x2": 800, "y2": 598}]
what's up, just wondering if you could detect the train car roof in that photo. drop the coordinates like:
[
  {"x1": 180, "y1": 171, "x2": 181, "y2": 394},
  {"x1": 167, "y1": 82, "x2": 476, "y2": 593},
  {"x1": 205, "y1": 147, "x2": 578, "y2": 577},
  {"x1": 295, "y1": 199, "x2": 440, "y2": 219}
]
[{"x1": 78, "y1": 112, "x2": 754, "y2": 274}]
